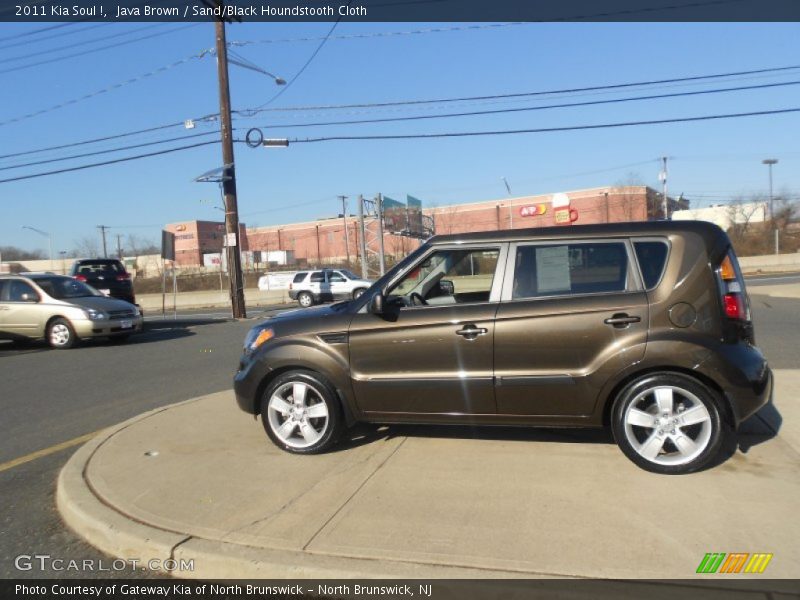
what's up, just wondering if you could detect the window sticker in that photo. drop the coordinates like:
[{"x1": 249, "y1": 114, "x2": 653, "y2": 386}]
[{"x1": 536, "y1": 245, "x2": 571, "y2": 293}]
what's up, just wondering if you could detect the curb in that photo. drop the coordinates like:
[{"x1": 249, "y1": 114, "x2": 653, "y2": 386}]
[{"x1": 56, "y1": 399, "x2": 526, "y2": 580}]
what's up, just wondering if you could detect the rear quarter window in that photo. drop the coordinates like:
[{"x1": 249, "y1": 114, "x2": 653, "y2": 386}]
[
  {"x1": 633, "y1": 241, "x2": 669, "y2": 289},
  {"x1": 292, "y1": 272, "x2": 308, "y2": 283}
]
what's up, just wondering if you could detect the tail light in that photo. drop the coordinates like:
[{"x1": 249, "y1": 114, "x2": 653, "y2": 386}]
[
  {"x1": 717, "y1": 251, "x2": 750, "y2": 322},
  {"x1": 289, "y1": 283, "x2": 293, "y2": 290},
  {"x1": 116, "y1": 272, "x2": 130, "y2": 281},
  {"x1": 75, "y1": 274, "x2": 87, "y2": 282}
]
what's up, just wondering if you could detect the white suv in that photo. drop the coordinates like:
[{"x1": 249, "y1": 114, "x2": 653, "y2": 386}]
[{"x1": 288, "y1": 269, "x2": 373, "y2": 307}]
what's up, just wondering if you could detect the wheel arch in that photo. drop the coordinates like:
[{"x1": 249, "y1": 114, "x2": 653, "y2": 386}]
[{"x1": 600, "y1": 366, "x2": 734, "y2": 428}]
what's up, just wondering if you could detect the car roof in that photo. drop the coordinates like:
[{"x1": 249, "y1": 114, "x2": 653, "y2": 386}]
[
  {"x1": 0, "y1": 272, "x2": 68, "y2": 280},
  {"x1": 428, "y1": 220, "x2": 727, "y2": 245},
  {"x1": 74, "y1": 258, "x2": 123, "y2": 264}
]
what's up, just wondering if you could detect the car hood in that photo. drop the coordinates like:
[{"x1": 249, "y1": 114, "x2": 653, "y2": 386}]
[
  {"x1": 65, "y1": 296, "x2": 136, "y2": 312},
  {"x1": 269, "y1": 302, "x2": 350, "y2": 324}
]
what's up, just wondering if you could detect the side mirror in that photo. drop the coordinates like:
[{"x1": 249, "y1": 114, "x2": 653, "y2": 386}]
[
  {"x1": 439, "y1": 279, "x2": 455, "y2": 295},
  {"x1": 368, "y1": 293, "x2": 385, "y2": 315},
  {"x1": 20, "y1": 293, "x2": 38, "y2": 303}
]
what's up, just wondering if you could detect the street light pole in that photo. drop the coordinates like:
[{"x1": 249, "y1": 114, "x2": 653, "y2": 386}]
[
  {"x1": 762, "y1": 158, "x2": 779, "y2": 255},
  {"x1": 215, "y1": 18, "x2": 246, "y2": 318},
  {"x1": 22, "y1": 225, "x2": 53, "y2": 270}
]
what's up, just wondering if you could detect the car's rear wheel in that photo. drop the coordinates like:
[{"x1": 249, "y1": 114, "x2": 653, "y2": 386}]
[
  {"x1": 611, "y1": 373, "x2": 723, "y2": 474},
  {"x1": 47, "y1": 318, "x2": 78, "y2": 350},
  {"x1": 298, "y1": 292, "x2": 314, "y2": 308},
  {"x1": 260, "y1": 370, "x2": 343, "y2": 454}
]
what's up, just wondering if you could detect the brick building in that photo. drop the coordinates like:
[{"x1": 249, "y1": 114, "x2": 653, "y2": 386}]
[
  {"x1": 168, "y1": 186, "x2": 679, "y2": 268},
  {"x1": 164, "y1": 220, "x2": 249, "y2": 267}
]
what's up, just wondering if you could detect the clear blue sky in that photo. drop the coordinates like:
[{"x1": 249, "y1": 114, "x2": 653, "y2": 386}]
[{"x1": 1, "y1": 21, "x2": 799, "y2": 254}]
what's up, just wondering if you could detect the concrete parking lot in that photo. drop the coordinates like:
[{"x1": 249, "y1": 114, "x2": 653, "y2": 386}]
[{"x1": 1, "y1": 286, "x2": 799, "y2": 584}]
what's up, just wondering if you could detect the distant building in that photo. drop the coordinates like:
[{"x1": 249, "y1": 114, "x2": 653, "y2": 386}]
[
  {"x1": 167, "y1": 185, "x2": 681, "y2": 268},
  {"x1": 671, "y1": 202, "x2": 767, "y2": 230}
]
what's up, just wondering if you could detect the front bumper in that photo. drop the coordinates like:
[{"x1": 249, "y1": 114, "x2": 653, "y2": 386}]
[
  {"x1": 234, "y1": 354, "x2": 264, "y2": 414},
  {"x1": 72, "y1": 316, "x2": 143, "y2": 338}
]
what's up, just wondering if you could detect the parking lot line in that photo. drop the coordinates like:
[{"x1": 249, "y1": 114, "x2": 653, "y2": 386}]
[{"x1": 0, "y1": 430, "x2": 100, "y2": 474}]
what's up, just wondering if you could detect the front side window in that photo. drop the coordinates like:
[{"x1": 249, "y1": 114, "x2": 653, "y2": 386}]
[
  {"x1": 329, "y1": 271, "x2": 346, "y2": 283},
  {"x1": 512, "y1": 242, "x2": 629, "y2": 299},
  {"x1": 388, "y1": 247, "x2": 500, "y2": 306},
  {"x1": 35, "y1": 277, "x2": 97, "y2": 299}
]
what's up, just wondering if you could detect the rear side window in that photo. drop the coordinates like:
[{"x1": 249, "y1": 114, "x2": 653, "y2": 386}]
[
  {"x1": 634, "y1": 241, "x2": 669, "y2": 290},
  {"x1": 309, "y1": 272, "x2": 325, "y2": 283},
  {"x1": 512, "y1": 242, "x2": 629, "y2": 299},
  {"x1": 292, "y1": 272, "x2": 307, "y2": 283}
]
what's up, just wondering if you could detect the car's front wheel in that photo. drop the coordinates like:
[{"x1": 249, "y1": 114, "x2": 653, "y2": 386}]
[
  {"x1": 260, "y1": 370, "x2": 344, "y2": 454},
  {"x1": 297, "y1": 292, "x2": 314, "y2": 308},
  {"x1": 611, "y1": 373, "x2": 724, "y2": 474},
  {"x1": 352, "y1": 288, "x2": 367, "y2": 300},
  {"x1": 47, "y1": 318, "x2": 78, "y2": 350}
]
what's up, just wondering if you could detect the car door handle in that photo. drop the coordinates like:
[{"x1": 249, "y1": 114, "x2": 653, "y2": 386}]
[
  {"x1": 604, "y1": 313, "x2": 641, "y2": 328},
  {"x1": 456, "y1": 325, "x2": 488, "y2": 339}
]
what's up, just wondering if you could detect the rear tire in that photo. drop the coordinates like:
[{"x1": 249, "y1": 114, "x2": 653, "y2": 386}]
[
  {"x1": 47, "y1": 318, "x2": 78, "y2": 350},
  {"x1": 611, "y1": 373, "x2": 723, "y2": 474},
  {"x1": 260, "y1": 370, "x2": 344, "y2": 454},
  {"x1": 298, "y1": 292, "x2": 314, "y2": 308}
]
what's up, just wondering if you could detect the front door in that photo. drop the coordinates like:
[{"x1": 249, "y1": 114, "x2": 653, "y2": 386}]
[
  {"x1": 348, "y1": 244, "x2": 507, "y2": 416},
  {"x1": 494, "y1": 240, "x2": 649, "y2": 417}
]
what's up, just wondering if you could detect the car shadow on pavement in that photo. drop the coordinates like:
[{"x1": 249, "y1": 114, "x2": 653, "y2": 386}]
[
  {"x1": 705, "y1": 400, "x2": 783, "y2": 471},
  {"x1": 333, "y1": 422, "x2": 615, "y2": 453}
]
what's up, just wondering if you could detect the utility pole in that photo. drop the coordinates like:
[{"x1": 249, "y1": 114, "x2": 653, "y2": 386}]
[
  {"x1": 339, "y1": 195, "x2": 350, "y2": 266},
  {"x1": 763, "y1": 158, "x2": 779, "y2": 254},
  {"x1": 215, "y1": 16, "x2": 246, "y2": 318},
  {"x1": 376, "y1": 194, "x2": 386, "y2": 275},
  {"x1": 97, "y1": 225, "x2": 109, "y2": 258},
  {"x1": 659, "y1": 157, "x2": 669, "y2": 220},
  {"x1": 116, "y1": 234, "x2": 123, "y2": 259},
  {"x1": 357, "y1": 194, "x2": 368, "y2": 279}
]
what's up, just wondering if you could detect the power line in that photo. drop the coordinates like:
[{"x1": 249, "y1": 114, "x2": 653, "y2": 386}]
[
  {"x1": 253, "y1": 6, "x2": 351, "y2": 110},
  {"x1": 0, "y1": 140, "x2": 218, "y2": 185},
  {"x1": 0, "y1": 23, "x2": 200, "y2": 75},
  {"x1": 0, "y1": 130, "x2": 220, "y2": 171},
  {"x1": 0, "y1": 23, "x2": 105, "y2": 51},
  {"x1": 238, "y1": 63, "x2": 800, "y2": 116},
  {"x1": 0, "y1": 50, "x2": 212, "y2": 127},
  {"x1": 289, "y1": 107, "x2": 800, "y2": 143},
  {"x1": 0, "y1": 22, "x2": 75, "y2": 42},
  {"x1": 251, "y1": 79, "x2": 800, "y2": 130},
  {"x1": 0, "y1": 24, "x2": 171, "y2": 66}
]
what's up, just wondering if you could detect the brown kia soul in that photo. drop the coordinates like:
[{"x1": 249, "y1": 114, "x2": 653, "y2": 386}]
[{"x1": 235, "y1": 221, "x2": 772, "y2": 474}]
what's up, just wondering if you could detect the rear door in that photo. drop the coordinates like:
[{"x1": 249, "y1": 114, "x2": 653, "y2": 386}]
[{"x1": 494, "y1": 239, "x2": 648, "y2": 417}]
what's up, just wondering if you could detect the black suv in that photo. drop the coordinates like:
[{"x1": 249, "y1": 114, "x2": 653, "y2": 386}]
[{"x1": 70, "y1": 259, "x2": 136, "y2": 305}]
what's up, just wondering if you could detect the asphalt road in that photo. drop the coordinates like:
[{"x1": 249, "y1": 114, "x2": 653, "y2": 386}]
[{"x1": 0, "y1": 288, "x2": 798, "y2": 578}]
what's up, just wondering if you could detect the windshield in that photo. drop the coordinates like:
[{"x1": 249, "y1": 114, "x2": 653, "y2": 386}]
[
  {"x1": 35, "y1": 276, "x2": 99, "y2": 299},
  {"x1": 340, "y1": 269, "x2": 359, "y2": 280}
]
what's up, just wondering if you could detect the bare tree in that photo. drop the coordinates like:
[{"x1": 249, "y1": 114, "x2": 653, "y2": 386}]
[
  {"x1": 0, "y1": 246, "x2": 45, "y2": 261},
  {"x1": 72, "y1": 236, "x2": 100, "y2": 258}
]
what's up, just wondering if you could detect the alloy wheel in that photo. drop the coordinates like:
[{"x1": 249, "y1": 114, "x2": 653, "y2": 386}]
[{"x1": 266, "y1": 381, "x2": 330, "y2": 449}]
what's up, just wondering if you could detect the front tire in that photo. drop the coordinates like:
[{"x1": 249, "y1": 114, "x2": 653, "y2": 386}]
[
  {"x1": 611, "y1": 373, "x2": 723, "y2": 474},
  {"x1": 352, "y1": 288, "x2": 366, "y2": 300},
  {"x1": 260, "y1": 370, "x2": 344, "y2": 454},
  {"x1": 47, "y1": 318, "x2": 78, "y2": 350},
  {"x1": 297, "y1": 292, "x2": 314, "y2": 308}
]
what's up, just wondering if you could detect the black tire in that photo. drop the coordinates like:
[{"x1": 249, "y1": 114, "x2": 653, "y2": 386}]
[
  {"x1": 352, "y1": 288, "x2": 367, "y2": 300},
  {"x1": 611, "y1": 373, "x2": 724, "y2": 475},
  {"x1": 297, "y1": 292, "x2": 314, "y2": 308},
  {"x1": 47, "y1": 318, "x2": 78, "y2": 350},
  {"x1": 260, "y1": 370, "x2": 344, "y2": 455}
]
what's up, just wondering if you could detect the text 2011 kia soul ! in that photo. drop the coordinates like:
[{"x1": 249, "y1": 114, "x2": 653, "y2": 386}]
[{"x1": 234, "y1": 221, "x2": 772, "y2": 474}]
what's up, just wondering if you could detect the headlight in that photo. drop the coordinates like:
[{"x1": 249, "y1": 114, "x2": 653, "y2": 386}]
[
  {"x1": 84, "y1": 308, "x2": 108, "y2": 321},
  {"x1": 244, "y1": 327, "x2": 275, "y2": 353}
]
